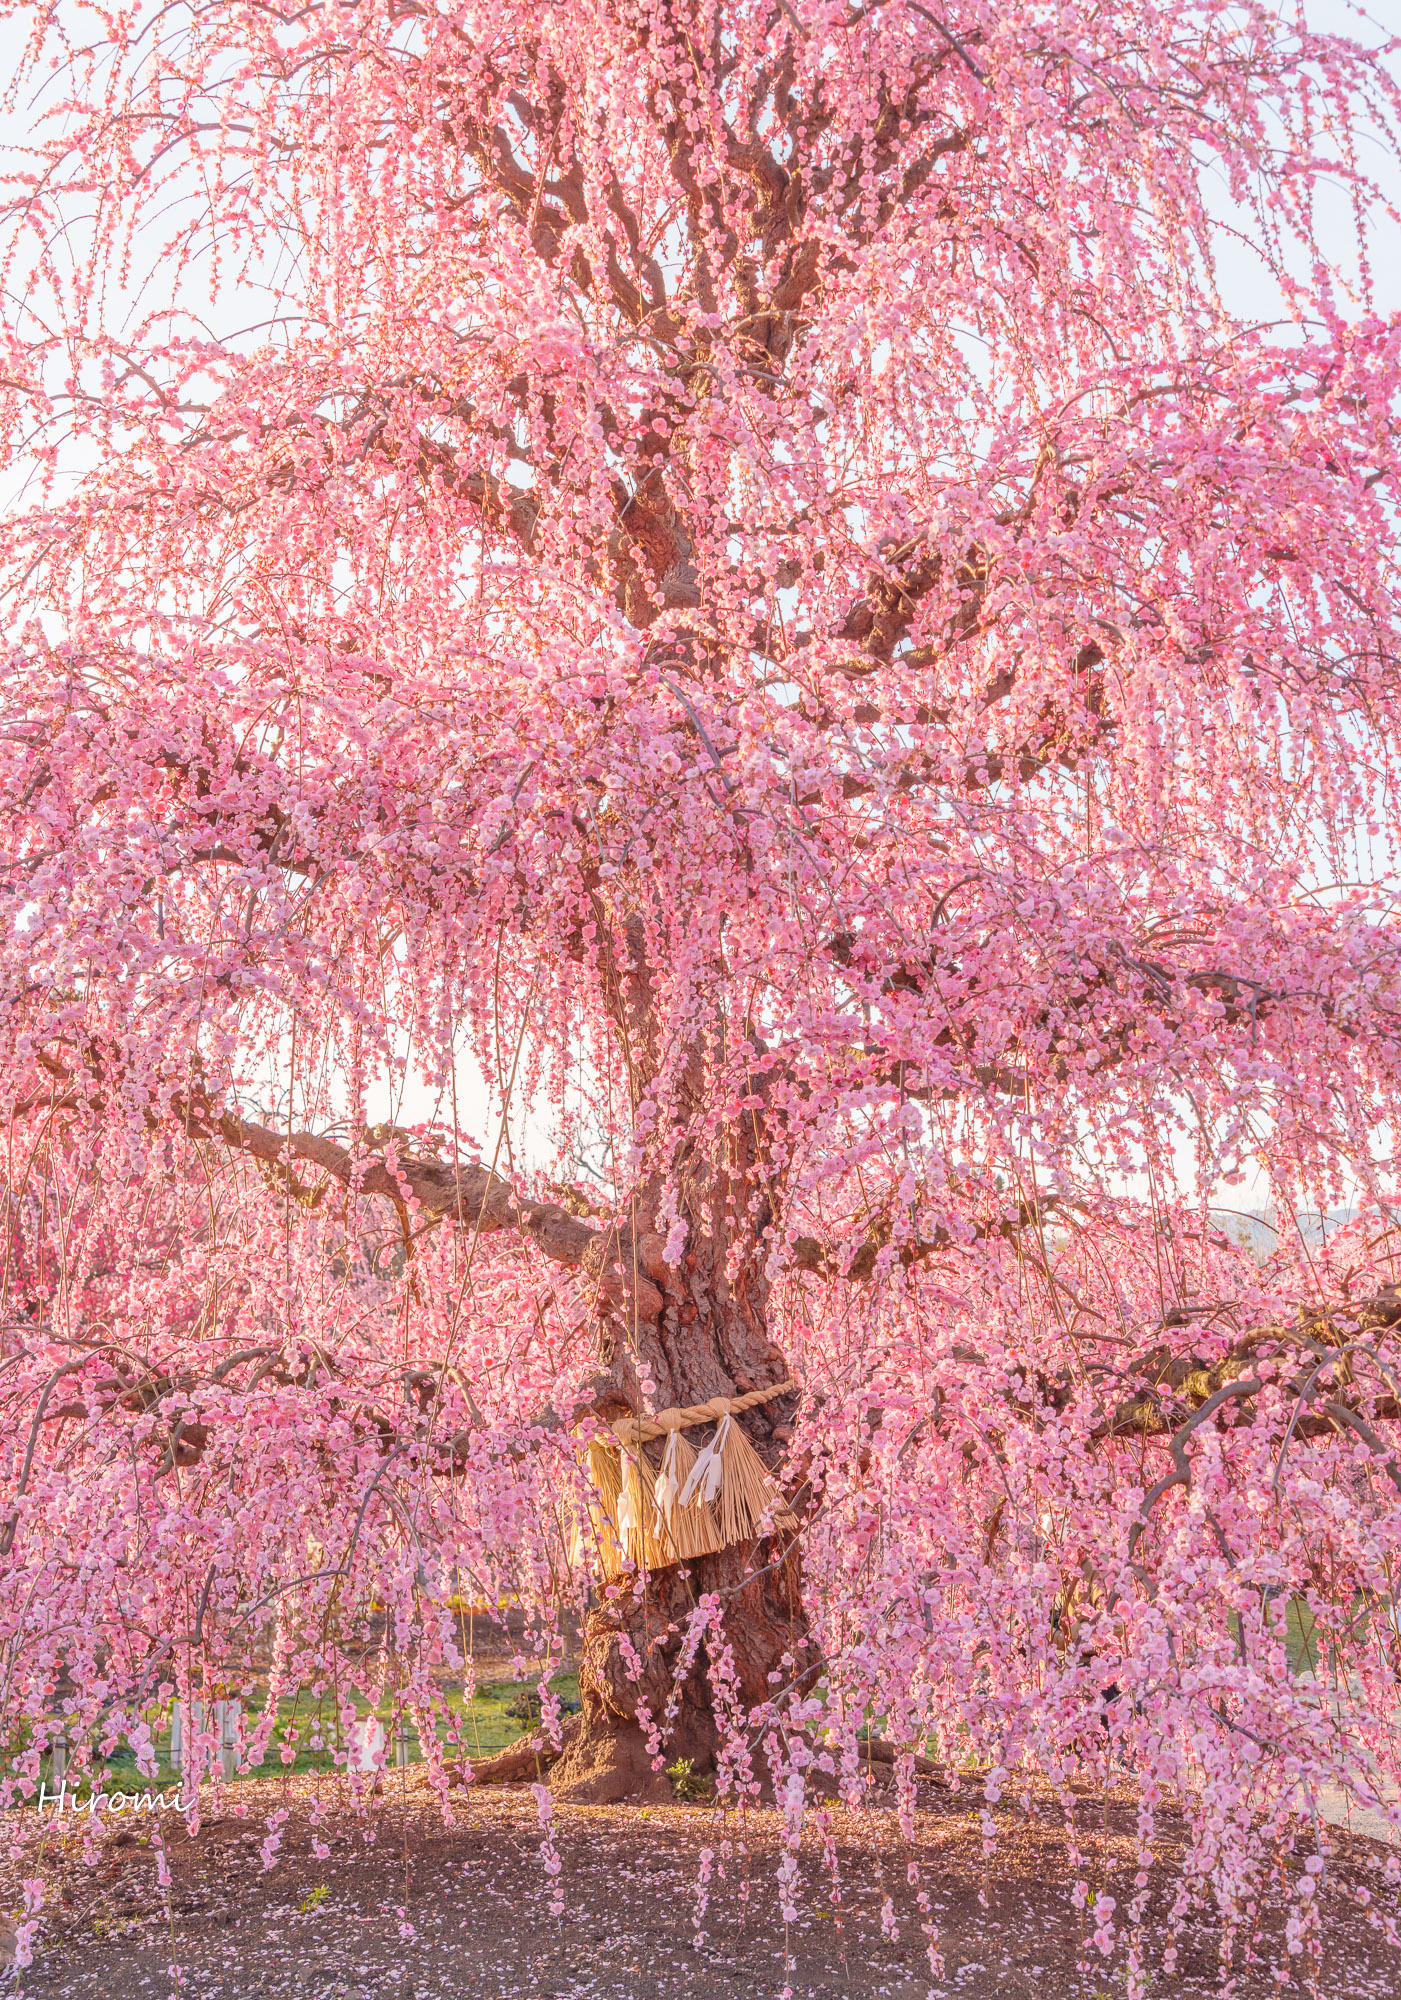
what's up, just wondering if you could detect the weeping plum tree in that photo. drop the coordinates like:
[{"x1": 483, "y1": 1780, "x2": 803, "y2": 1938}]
[{"x1": 4, "y1": 0, "x2": 1401, "y2": 1962}]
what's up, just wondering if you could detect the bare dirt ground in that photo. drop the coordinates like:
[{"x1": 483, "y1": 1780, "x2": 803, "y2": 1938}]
[{"x1": 3, "y1": 1769, "x2": 1398, "y2": 2000}]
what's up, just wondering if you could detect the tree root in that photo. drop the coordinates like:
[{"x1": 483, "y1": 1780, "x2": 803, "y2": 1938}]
[
  {"x1": 451, "y1": 1720, "x2": 946, "y2": 1799},
  {"x1": 449, "y1": 1720, "x2": 575, "y2": 1787}
]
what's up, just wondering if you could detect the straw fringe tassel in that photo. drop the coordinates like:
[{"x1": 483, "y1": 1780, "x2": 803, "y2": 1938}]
[
  {"x1": 651, "y1": 1428, "x2": 721, "y2": 1561},
  {"x1": 569, "y1": 1440, "x2": 627, "y2": 1573},
  {"x1": 621, "y1": 1434, "x2": 727, "y2": 1567},
  {"x1": 717, "y1": 1416, "x2": 786, "y2": 1545}
]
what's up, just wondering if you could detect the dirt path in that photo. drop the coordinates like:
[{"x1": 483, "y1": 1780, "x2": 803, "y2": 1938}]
[{"x1": 4, "y1": 1771, "x2": 1397, "y2": 1998}]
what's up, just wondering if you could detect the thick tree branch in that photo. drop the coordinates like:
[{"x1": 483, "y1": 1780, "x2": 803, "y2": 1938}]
[{"x1": 186, "y1": 1105, "x2": 599, "y2": 1268}]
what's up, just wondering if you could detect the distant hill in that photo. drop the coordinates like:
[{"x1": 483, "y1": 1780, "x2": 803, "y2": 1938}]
[{"x1": 1208, "y1": 1207, "x2": 1358, "y2": 1263}]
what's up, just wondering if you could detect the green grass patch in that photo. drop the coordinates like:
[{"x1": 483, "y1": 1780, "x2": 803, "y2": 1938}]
[{"x1": 44, "y1": 1674, "x2": 580, "y2": 1791}]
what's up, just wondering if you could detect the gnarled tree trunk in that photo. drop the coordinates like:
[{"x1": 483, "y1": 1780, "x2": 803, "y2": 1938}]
[
  {"x1": 550, "y1": 1171, "x2": 813, "y2": 1801},
  {"x1": 550, "y1": 1529, "x2": 809, "y2": 1804}
]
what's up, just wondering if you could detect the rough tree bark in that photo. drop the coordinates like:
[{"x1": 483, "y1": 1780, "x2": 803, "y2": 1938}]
[{"x1": 545, "y1": 1191, "x2": 812, "y2": 1804}]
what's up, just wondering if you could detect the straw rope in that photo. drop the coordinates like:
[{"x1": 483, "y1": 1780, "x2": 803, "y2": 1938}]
[{"x1": 610, "y1": 1377, "x2": 799, "y2": 1448}]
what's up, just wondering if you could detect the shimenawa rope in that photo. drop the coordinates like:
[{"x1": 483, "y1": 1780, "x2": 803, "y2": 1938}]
[{"x1": 571, "y1": 1378, "x2": 799, "y2": 1576}]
